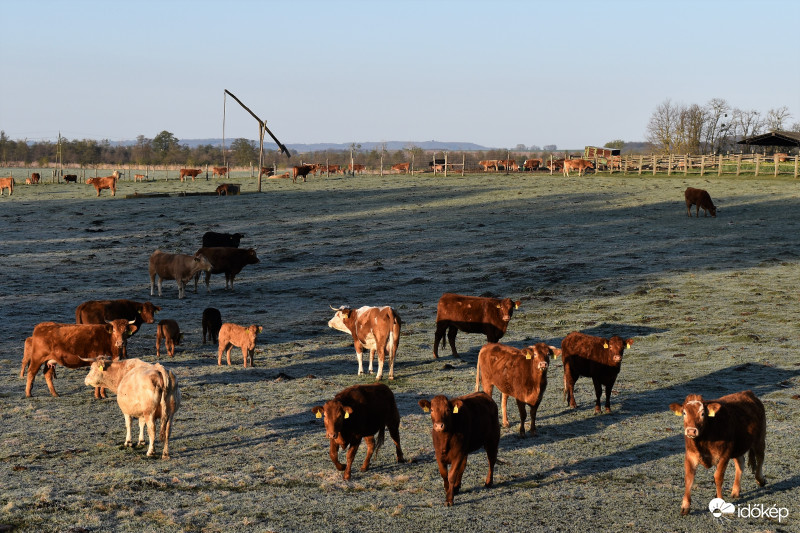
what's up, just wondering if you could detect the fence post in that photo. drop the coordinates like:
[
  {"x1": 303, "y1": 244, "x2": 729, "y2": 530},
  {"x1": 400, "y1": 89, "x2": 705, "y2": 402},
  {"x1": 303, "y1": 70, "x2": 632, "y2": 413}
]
[
  {"x1": 462, "y1": 153, "x2": 465, "y2": 176},
  {"x1": 774, "y1": 154, "x2": 779, "y2": 177},
  {"x1": 736, "y1": 154, "x2": 741, "y2": 176},
  {"x1": 795, "y1": 155, "x2": 799, "y2": 179},
  {"x1": 668, "y1": 154, "x2": 673, "y2": 176},
  {"x1": 444, "y1": 152, "x2": 448, "y2": 178},
  {"x1": 755, "y1": 154, "x2": 760, "y2": 176},
  {"x1": 638, "y1": 156, "x2": 643, "y2": 176}
]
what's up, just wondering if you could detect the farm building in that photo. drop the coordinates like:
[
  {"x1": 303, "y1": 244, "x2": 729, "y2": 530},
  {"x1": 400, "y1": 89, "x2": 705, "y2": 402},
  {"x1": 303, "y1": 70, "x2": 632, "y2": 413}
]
[{"x1": 737, "y1": 130, "x2": 800, "y2": 153}]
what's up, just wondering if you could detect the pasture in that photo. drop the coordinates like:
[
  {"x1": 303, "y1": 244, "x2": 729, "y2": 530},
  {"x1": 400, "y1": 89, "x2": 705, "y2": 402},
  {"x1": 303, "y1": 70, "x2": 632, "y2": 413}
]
[{"x1": 1, "y1": 171, "x2": 799, "y2": 532}]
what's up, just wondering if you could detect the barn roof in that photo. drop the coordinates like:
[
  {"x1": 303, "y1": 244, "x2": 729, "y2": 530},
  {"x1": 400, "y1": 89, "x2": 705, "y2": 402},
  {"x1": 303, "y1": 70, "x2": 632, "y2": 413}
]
[{"x1": 737, "y1": 130, "x2": 800, "y2": 147}]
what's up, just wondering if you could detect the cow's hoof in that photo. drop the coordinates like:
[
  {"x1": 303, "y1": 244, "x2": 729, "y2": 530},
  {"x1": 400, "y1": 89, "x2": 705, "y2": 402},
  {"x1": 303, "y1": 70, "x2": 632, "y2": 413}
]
[
  {"x1": 137, "y1": 440, "x2": 146, "y2": 447},
  {"x1": 124, "y1": 441, "x2": 133, "y2": 448}
]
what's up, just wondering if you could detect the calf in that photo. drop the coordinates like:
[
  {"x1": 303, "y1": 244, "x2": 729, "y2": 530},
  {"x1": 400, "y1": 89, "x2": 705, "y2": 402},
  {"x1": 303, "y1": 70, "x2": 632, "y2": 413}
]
[
  {"x1": 292, "y1": 164, "x2": 314, "y2": 183},
  {"x1": 63, "y1": 174, "x2": 78, "y2": 183},
  {"x1": 86, "y1": 175, "x2": 118, "y2": 196},
  {"x1": 84, "y1": 355, "x2": 181, "y2": 459},
  {"x1": 156, "y1": 319, "x2": 182, "y2": 358},
  {"x1": 0, "y1": 176, "x2": 14, "y2": 195},
  {"x1": 418, "y1": 392, "x2": 500, "y2": 506},
  {"x1": 562, "y1": 158, "x2": 594, "y2": 176},
  {"x1": 216, "y1": 183, "x2": 240, "y2": 196},
  {"x1": 561, "y1": 331, "x2": 633, "y2": 414},
  {"x1": 433, "y1": 293, "x2": 520, "y2": 358},
  {"x1": 217, "y1": 323, "x2": 262, "y2": 367},
  {"x1": 149, "y1": 250, "x2": 212, "y2": 299},
  {"x1": 669, "y1": 391, "x2": 766, "y2": 515},
  {"x1": 684, "y1": 187, "x2": 717, "y2": 217},
  {"x1": 194, "y1": 247, "x2": 259, "y2": 291},
  {"x1": 327, "y1": 305, "x2": 401, "y2": 380},
  {"x1": 311, "y1": 383, "x2": 404, "y2": 480},
  {"x1": 475, "y1": 342, "x2": 561, "y2": 436},
  {"x1": 29, "y1": 172, "x2": 40, "y2": 184},
  {"x1": 202, "y1": 307, "x2": 223, "y2": 344},
  {"x1": 212, "y1": 166, "x2": 228, "y2": 178}
]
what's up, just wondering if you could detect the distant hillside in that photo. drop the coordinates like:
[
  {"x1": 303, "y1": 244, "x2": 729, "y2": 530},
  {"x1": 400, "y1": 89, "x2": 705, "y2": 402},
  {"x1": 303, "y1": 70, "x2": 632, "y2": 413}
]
[{"x1": 113, "y1": 138, "x2": 492, "y2": 152}]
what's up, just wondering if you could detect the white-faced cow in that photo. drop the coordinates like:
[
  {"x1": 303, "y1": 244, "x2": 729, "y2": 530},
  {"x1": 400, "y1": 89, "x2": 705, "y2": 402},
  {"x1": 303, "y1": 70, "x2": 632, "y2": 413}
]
[{"x1": 327, "y1": 305, "x2": 401, "y2": 380}]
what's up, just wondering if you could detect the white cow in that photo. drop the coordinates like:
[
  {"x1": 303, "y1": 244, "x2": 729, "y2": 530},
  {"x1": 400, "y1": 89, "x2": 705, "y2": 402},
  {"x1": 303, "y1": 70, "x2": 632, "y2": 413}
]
[{"x1": 327, "y1": 305, "x2": 401, "y2": 380}]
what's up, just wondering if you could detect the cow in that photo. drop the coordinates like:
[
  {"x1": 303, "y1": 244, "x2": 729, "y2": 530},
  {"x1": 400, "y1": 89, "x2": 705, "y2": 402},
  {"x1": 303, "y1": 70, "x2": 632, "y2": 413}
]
[
  {"x1": 134, "y1": 173, "x2": 146, "y2": 182},
  {"x1": 29, "y1": 172, "x2": 40, "y2": 184},
  {"x1": 21, "y1": 319, "x2": 137, "y2": 398},
  {"x1": 86, "y1": 175, "x2": 118, "y2": 196},
  {"x1": 523, "y1": 159, "x2": 542, "y2": 171},
  {"x1": 259, "y1": 167, "x2": 275, "y2": 178},
  {"x1": 561, "y1": 331, "x2": 633, "y2": 414},
  {"x1": 669, "y1": 391, "x2": 766, "y2": 516},
  {"x1": 63, "y1": 174, "x2": 78, "y2": 183},
  {"x1": 319, "y1": 164, "x2": 342, "y2": 174},
  {"x1": 348, "y1": 163, "x2": 366, "y2": 174},
  {"x1": 433, "y1": 293, "x2": 520, "y2": 358},
  {"x1": 292, "y1": 164, "x2": 314, "y2": 183},
  {"x1": 478, "y1": 160, "x2": 498, "y2": 172},
  {"x1": 418, "y1": 392, "x2": 500, "y2": 506},
  {"x1": 217, "y1": 323, "x2": 262, "y2": 367},
  {"x1": 774, "y1": 152, "x2": 788, "y2": 163},
  {"x1": 216, "y1": 183, "x2": 240, "y2": 196},
  {"x1": 212, "y1": 166, "x2": 228, "y2": 178},
  {"x1": 327, "y1": 305, "x2": 401, "y2": 380},
  {"x1": 148, "y1": 250, "x2": 213, "y2": 299},
  {"x1": 391, "y1": 162, "x2": 410, "y2": 174},
  {"x1": 311, "y1": 383, "x2": 404, "y2": 480},
  {"x1": 156, "y1": 319, "x2": 182, "y2": 358},
  {"x1": 547, "y1": 159, "x2": 565, "y2": 172},
  {"x1": 75, "y1": 299, "x2": 161, "y2": 357},
  {"x1": 563, "y1": 159, "x2": 594, "y2": 177},
  {"x1": 84, "y1": 355, "x2": 180, "y2": 460},
  {"x1": 0, "y1": 177, "x2": 14, "y2": 196},
  {"x1": 179, "y1": 168, "x2": 202, "y2": 181},
  {"x1": 475, "y1": 342, "x2": 561, "y2": 436},
  {"x1": 202, "y1": 231, "x2": 244, "y2": 248},
  {"x1": 194, "y1": 247, "x2": 259, "y2": 291},
  {"x1": 684, "y1": 187, "x2": 717, "y2": 218},
  {"x1": 202, "y1": 307, "x2": 222, "y2": 344}
]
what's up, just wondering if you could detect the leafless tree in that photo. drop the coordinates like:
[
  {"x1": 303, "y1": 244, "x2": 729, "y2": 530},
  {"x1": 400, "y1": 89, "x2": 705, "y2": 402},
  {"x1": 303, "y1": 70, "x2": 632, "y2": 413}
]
[{"x1": 766, "y1": 106, "x2": 792, "y2": 131}]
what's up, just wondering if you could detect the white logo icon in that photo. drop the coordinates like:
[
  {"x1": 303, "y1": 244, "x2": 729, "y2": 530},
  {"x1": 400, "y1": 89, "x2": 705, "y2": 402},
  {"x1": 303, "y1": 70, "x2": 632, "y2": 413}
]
[{"x1": 709, "y1": 498, "x2": 735, "y2": 518}]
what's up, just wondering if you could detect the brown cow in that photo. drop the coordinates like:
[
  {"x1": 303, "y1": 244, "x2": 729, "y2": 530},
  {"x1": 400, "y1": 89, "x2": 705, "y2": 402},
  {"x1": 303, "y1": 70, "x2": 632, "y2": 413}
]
[
  {"x1": 347, "y1": 163, "x2": 366, "y2": 174},
  {"x1": 562, "y1": 159, "x2": 594, "y2": 177},
  {"x1": 259, "y1": 167, "x2": 275, "y2": 178},
  {"x1": 478, "y1": 160, "x2": 498, "y2": 172},
  {"x1": 202, "y1": 307, "x2": 222, "y2": 344},
  {"x1": 84, "y1": 355, "x2": 180, "y2": 459},
  {"x1": 561, "y1": 331, "x2": 633, "y2": 414},
  {"x1": 179, "y1": 168, "x2": 202, "y2": 181},
  {"x1": 475, "y1": 342, "x2": 561, "y2": 436},
  {"x1": 75, "y1": 299, "x2": 161, "y2": 357},
  {"x1": 194, "y1": 247, "x2": 259, "y2": 291},
  {"x1": 216, "y1": 183, "x2": 240, "y2": 196},
  {"x1": 134, "y1": 173, "x2": 146, "y2": 182},
  {"x1": 156, "y1": 319, "x2": 182, "y2": 358},
  {"x1": 311, "y1": 383, "x2": 404, "y2": 480},
  {"x1": 29, "y1": 172, "x2": 40, "y2": 184},
  {"x1": 418, "y1": 392, "x2": 500, "y2": 506},
  {"x1": 433, "y1": 293, "x2": 520, "y2": 358},
  {"x1": 669, "y1": 391, "x2": 766, "y2": 516},
  {"x1": 292, "y1": 164, "x2": 314, "y2": 183},
  {"x1": 149, "y1": 250, "x2": 213, "y2": 299},
  {"x1": 21, "y1": 319, "x2": 137, "y2": 398},
  {"x1": 217, "y1": 323, "x2": 262, "y2": 367},
  {"x1": 523, "y1": 159, "x2": 542, "y2": 171},
  {"x1": 684, "y1": 187, "x2": 717, "y2": 218},
  {"x1": 327, "y1": 305, "x2": 401, "y2": 380},
  {"x1": 86, "y1": 174, "x2": 118, "y2": 196},
  {"x1": 391, "y1": 162, "x2": 410, "y2": 174},
  {"x1": 0, "y1": 177, "x2": 14, "y2": 195},
  {"x1": 212, "y1": 166, "x2": 228, "y2": 178}
]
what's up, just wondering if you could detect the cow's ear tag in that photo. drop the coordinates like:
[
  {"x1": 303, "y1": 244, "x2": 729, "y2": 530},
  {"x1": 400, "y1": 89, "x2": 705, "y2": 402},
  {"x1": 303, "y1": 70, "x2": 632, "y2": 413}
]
[
  {"x1": 515, "y1": 303, "x2": 519, "y2": 309},
  {"x1": 626, "y1": 342, "x2": 631, "y2": 349},
  {"x1": 674, "y1": 410, "x2": 683, "y2": 417},
  {"x1": 603, "y1": 343, "x2": 609, "y2": 349},
  {"x1": 344, "y1": 412, "x2": 350, "y2": 419},
  {"x1": 525, "y1": 351, "x2": 532, "y2": 360},
  {"x1": 423, "y1": 406, "x2": 430, "y2": 413},
  {"x1": 99, "y1": 363, "x2": 104, "y2": 371},
  {"x1": 453, "y1": 406, "x2": 459, "y2": 414},
  {"x1": 315, "y1": 412, "x2": 322, "y2": 419},
  {"x1": 707, "y1": 408, "x2": 716, "y2": 417}
]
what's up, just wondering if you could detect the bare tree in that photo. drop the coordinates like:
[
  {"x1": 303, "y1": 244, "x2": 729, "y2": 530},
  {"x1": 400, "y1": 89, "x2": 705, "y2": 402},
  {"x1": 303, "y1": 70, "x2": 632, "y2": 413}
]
[
  {"x1": 646, "y1": 99, "x2": 681, "y2": 153},
  {"x1": 703, "y1": 98, "x2": 730, "y2": 154},
  {"x1": 766, "y1": 106, "x2": 792, "y2": 131}
]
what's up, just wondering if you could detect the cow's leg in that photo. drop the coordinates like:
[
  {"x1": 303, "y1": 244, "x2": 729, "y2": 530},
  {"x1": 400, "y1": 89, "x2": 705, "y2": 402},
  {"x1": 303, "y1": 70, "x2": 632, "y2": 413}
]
[
  {"x1": 368, "y1": 348, "x2": 375, "y2": 375},
  {"x1": 528, "y1": 398, "x2": 543, "y2": 436},
  {"x1": 124, "y1": 414, "x2": 134, "y2": 447},
  {"x1": 217, "y1": 343, "x2": 228, "y2": 366},
  {"x1": 714, "y1": 457, "x2": 730, "y2": 499},
  {"x1": 500, "y1": 392, "x2": 510, "y2": 428},
  {"x1": 447, "y1": 327, "x2": 459, "y2": 358},
  {"x1": 343, "y1": 440, "x2": 360, "y2": 480},
  {"x1": 681, "y1": 455, "x2": 698, "y2": 515},
  {"x1": 150, "y1": 275, "x2": 156, "y2": 296},
  {"x1": 604, "y1": 381, "x2": 613, "y2": 413},
  {"x1": 242, "y1": 347, "x2": 248, "y2": 368},
  {"x1": 437, "y1": 459, "x2": 451, "y2": 499},
  {"x1": 177, "y1": 280, "x2": 185, "y2": 299},
  {"x1": 484, "y1": 437, "x2": 498, "y2": 488},
  {"x1": 448, "y1": 455, "x2": 468, "y2": 505},
  {"x1": 387, "y1": 417, "x2": 404, "y2": 463},
  {"x1": 516, "y1": 399, "x2": 528, "y2": 437},
  {"x1": 686, "y1": 202, "x2": 692, "y2": 217},
  {"x1": 144, "y1": 417, "x2": 157, "y2": 457},
  {"x1": 25, "y1": 360, "x2": 45, "y2": 398},
  {"x1": 355, "y1": 350, "x2": 364, "y2": 375},
  {"x1": 204, "y1": 272, "x2": 211, "y2": 293},
  {"x1": 328, "y1": 440, "x2": 344, "y2": 471},
  {"x1": 388, "y1": 335, "x2": 397, "y2": 380},
  {"x1": 157, "y1": 278, "x2": 163, "y2": 297},
  {"x1": 43, "y1": 364, "x2": 59, "y2": 398},
  {"x1": 592, "y1": 377, "x2": 603, "y2": 414},
  {"x1": 433, "y1": 322, "x2": 447, "y2": 358},
  {"x1": 731, "y1": 455, "x2": 745, "y2": 498},
  {"x1": 563, "y1": 363, "x2": 577, "y2": 408},
  {"x1": 156, "y1": 333, "x2": 161, "y2": 358},
  {"x1": 752, "y1": 435, "x2": 766, "y2": 486},
  {"x1": 360, "y1": 435, "x2": 375, "y2": 472},
  {"x1": 137, "y1": 418, "x2": 147, "y2": 448},
  {"x1": 167, "y1": 338, "x2": 174, "y2": 357},
  {"x1": 226, "y1": 346, "x2": 233, "y2": 366},
  {"x1": 161, "y1": 414, "x2": 173, "y2": 460},
  {"x1": 374, "y1": 348, "x2": 384, "y2": 380}
]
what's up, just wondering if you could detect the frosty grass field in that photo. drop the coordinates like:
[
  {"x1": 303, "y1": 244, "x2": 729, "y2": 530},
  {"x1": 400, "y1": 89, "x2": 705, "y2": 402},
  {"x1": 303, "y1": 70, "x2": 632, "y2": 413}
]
[{"x1": 0, "y1": 170, "x2": 798, "y2": 532}]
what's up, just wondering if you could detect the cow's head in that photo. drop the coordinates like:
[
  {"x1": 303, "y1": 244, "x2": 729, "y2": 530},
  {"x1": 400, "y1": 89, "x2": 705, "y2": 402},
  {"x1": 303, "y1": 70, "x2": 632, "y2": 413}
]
[
  {"x1": 670, "y1": 394, "x2": 720, "y2": 439},
  {"x1": 312, "y1": 400, "x2": 352, "y2": 443},
  {"x1": 105, "y1": 319, "x2": 138, "y2": 348},
  {"x1": 243, "y1": 248, "x2": 260, "y2": 265},
  {"x1": 603, "y1": 336, "x2": 633, "y2": 365},
  {"x1": 709, "y1": 204, "x2": 718, "y2": 217},
  {"x1": 496, "y1": 298, "x2": 521, "y2": 322},
  {"x1": 524, "y1": 343, "x2": 562, "y2": 371},
  {"x1": 83, "y1": 354, "x2": 115, "y2": 388},
  {"x1": 327, "y1": 306, "x2": 355, "y2": 334},
  {"x1": 139, "y1": 302, "x2": 161, "y2": 323},
  {"x1": 193, "y1": 252, "x2": 213, "y2": 272},
  {"x1": 419, "y1": 395, "x2": 460, "y2": 433},
  {"x1": 247, "y1": 325, "x2": 262, "y2": 338}
]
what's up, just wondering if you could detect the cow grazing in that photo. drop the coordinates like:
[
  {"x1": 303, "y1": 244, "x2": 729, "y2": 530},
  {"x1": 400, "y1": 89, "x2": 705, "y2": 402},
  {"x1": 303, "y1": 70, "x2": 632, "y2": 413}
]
[
  {"x1": 86, "y1": 175, "x2": 118, "y2": 196},
  {"x1": 418, "y1": 392, "x2": 500, "y2": 506},
  {"x1": 179, "y1": 168, "x2": 202, "y2": 181},
  {"x1": 684, "y1": 187, "x2": 717, "y2": 217},
  {"x1": 561, "y1": 331, "x2": 633, "y2": 414},
  {"x1": 216, "y1": 183, "x2": 240, "y2": 196},
  {"x1": 292, "y1": 164, "x2": 314, "y2": 183},
  {"x1": 217, "y1": 323, "x2": 262, "y2": 367},
  {"x1": 347, "y1": 163, "x2": 366, "y2": 174},
  {"x1": 523, "y1": 158, "x2": 542, "y2": 171},
  {"x1": 63, "y1": 174, "x2": 78, "y2": 183},
  {"x1": 75, "y1": 299, "x2": 161, "y2": 357},
  {"x1": 21, "y1": 319, "x2": 137, "y2": 398},
  {"x1": 194, "y1": 247, "x2": 259, "y2": 291},
  {"x1": 84, "y1": 355, "x2": 181, "y2": 459},
  {"x1": 29, "y1": 172, "x2": 40, "y2": 184},
  {"x1": 669, "y1": 391, "x2": 766, "y2": 515},
  {"x1": 478, "y1": 160, "x2": 498, "y2": 172},
  {"x1": 201, "y1": 231, "x2": 244, "y2": 248},
  {"x1": 391, "y1": 162, "x2": 410, "y2": 174},
  {"x1": 562, "y1": 159, "x2": 594, "y2": 177},
  {"x1": 311, "y1": 383, "x2": 404, "y2": 480},
  {"x1": 475, "y1": 342, "x2": 561, "y2": 436},
  {"x1": 202, "y1": 307, "x2": 222, "y2": 344},
  {"x1": 433, "y1": 293, "x2": 520, "y2": 358},
  {"x1": 259, "y1": 167, "x2": 275, "y2": 178},
  {"x1": 148, "y1": 250, "x2": 212, "y2": 299},
  {"x1": 212, "y1": 166, "x2": 228, "y2": 178},
  {"x1": 156, "y1": 319, "x2": 182, "y2": 358},
  {"x1": 0, "y1": 177, "x2": 14, "y2": 195},
  {"x1": 327, "y1": 305, "x2": 401, "y2": 380}
]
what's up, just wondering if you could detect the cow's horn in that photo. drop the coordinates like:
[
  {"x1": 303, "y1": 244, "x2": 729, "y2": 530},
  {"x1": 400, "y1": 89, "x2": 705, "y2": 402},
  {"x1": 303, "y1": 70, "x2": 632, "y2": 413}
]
[
  {"x1": 128, "y1": 319, "x2": 136, "y2": 324},
  {"x1": 79, "y1": 356, "x2": 97, "y2": 362},
  {"x1": 329, "y1": 304, "x2": 339, "y2": 311}
]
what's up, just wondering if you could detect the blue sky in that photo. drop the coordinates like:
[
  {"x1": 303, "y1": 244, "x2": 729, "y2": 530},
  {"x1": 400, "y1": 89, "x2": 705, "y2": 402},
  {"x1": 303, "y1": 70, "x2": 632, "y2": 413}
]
[{"x1": 2, "y1": 0, "x2": 798, "y2": 149}]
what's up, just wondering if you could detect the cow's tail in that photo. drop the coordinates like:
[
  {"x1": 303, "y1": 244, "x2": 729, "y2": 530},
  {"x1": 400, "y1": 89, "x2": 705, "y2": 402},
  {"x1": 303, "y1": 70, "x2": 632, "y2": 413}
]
[
  {"x1": 156, "y1": 365, "x2": 179, "y2": 442},
  {"x1": 474, "y1": 357, "x2": 481, "y2": 392},
  {"x1": 376, "y1": 425, "x2": 385, "y2": 454},
  {"x1": 20, "y1": 351, "x2": 28, "y2": 379}
]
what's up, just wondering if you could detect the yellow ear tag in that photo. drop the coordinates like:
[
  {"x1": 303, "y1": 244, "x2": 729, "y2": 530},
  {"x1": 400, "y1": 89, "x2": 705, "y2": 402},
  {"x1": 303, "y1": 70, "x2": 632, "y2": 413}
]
[
  {"x1": 423, "y1": 407, "x2": 430, "y2": 413},
  {"x1": 315, "y1": 412, "x2": 322, "y2": 419},
  {"x1": 525, "y1": 352, "x2": 532, "y2": 360},
  {"x1": 674, "y1": 411, "x2": 683, "y2": 417},
  {"x1": 515, "y1": 303, "x2": 519, "y2": 309},
  {"x1": 707, "y1": 409, "x2": 716, "y2": 417},
  {"x1": 626, "y1": 343, "x2": 631, "y2": 349},
  {"x1": 603, "y1": 343, "x2": 609, "y2": 349},
  {"x1": 99, "y1": 364, "x2": 104, "y2": 371},
  {"x1": 344, "y1": 412, "x2": 350, "y2": 419},
  {"x1": 453, "y1": 406, "x2": 459, "y2": 414}
]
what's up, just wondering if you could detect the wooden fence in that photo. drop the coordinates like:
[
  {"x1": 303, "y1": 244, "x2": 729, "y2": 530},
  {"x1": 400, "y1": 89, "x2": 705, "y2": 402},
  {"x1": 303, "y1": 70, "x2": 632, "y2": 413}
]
[{"x1": 596, "y1": 153, "x2": 800, "y2": 178}]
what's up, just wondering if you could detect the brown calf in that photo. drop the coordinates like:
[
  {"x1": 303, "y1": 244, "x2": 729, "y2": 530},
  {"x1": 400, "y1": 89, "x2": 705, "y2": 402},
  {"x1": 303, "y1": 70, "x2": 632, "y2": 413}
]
[
  {"x1": 391, "y1": 162, "x2": 410, "y2": 173},
  {"x1": 669, "y1": 390, "x2": 766, "y2": 515},
  {"x1": 216, "y1": 183, "x2": 240, "y2": 196},
  {"x1": 212, "y1": 166, "x2": 228, "y2": 178},
  {"x1": 684, "y1": 187, "x2": 717, "y2": 217},
  {"x1": 419, "y1": 392, "x2": 500, "y2": 506},
  {"x1": 311, "y1": 383, "x2": 404, "y2": 480},
  {"x1": 86, "y1": 175, "x2": 118, "y2": 196},
  {"x1": 476, "y1": 342, "x2": 561, "y2": 436},
  {"x1": 156, "y1": 319, "x2": 182, "y2": 358},
  {"x1": 433, "y1": 293, "x2": 520, "y2": 358},
  {"x1": 217, "y1": 323, "x2": 262, "y2": 367}
]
